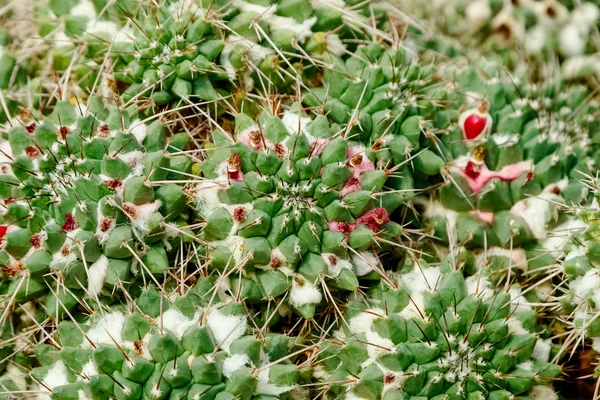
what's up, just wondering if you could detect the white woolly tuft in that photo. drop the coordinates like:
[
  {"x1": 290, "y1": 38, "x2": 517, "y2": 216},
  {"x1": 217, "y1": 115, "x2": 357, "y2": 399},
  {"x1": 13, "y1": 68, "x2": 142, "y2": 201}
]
[
  {"x1": 399, "y1": 266, "x2": 442, "y2": 320},
  {"x1": 0, "y1": 138, "x2": 15, "y2": 177},
  {"x1": 465, "y1": 275, "x2": 494, "y2": 301},
  {"x1": 3, "y1": 364, "x2": 27, "y2": 394},
  {"x1": 281, "y1": 111, "x2": 312, "y2": 135},
  {"x1": 206, "y1": 309, "x2": 247, "y2": 352},
  {"x1": 87, "y1": 255, "x2": 109, "y2": 297},
  {"x1": 289, "y1": 275, "x2": 322, "y2": 308},
  {"x1": 532, "y1": 339, "x2": 551, "y2": 362},
  {"x1": 529, "y1": 385, "x2": 559, "y2": 400},
  {"x1": 562, "y1": 55, "x2": 600, "y2": 79},
  {"x1": 159, "y1": 309, "x2": 200, "y2": 340},
  {"x1": 85, "y1": 312, "x2": 126, "y2": 348},
  {"x1": 322, "y1": 253, "x2": 352, "y2": 277},
  {"x1": 86, "y1": 20, "x2": 120, "y2": 37},
  {"x1": 222, "y1": 354, "x2": 250, "y2": 378},
  {"x1": 322, "y1": 32, "x2": 346, "y2": 56},
  {"x1": 78, "y1": 390, "x2": 92, "y2": 400},
  {"x1": 130, "y1": 121, "x2": 148, "y2": 146},
  {"x1": 79, "y1": 361, "x2": 98, "y2": 380},
  {"x1": 525, "y1": 25, "x2": 547, "y2": 56},
  {"x1": 268, "y1": 16, "x2": 317, "y2": 42},
  {"x1": 542, "y1": 217, "x2": 587, "y2": 254},
  {"x1": 509, "y1": 286, "x2": 532, "y2": 314},
  {"x1": 43, "y1": 360, "x2": 70, "y2": 389},
  {"x1": 571, "y1": 270, "x2": 600, "y2": 307},
  {"x1": 233, "y1": 0, "x2": 277, "y2": 16},
  {"x1": 352, "y1": 252, "x2": 379, "y2": 277},
  {"x1": 131, "y1": 201, "x2": 163, "y2": 232},
  {"x1": 71, "y1": 0, "x2": 97, "y2": 18},
  {"x1": 118, "y1": 151, "x2": 145, "y2": 178},
  {"x1": 509, "y1": 180, "x2": 566, "y2": 240},
  {"x1": 486, "y1": 247, "x2": 529, "y2": 272},
  {"x1": 256, "y1": 368, "x2": 296, "y2": 396}
]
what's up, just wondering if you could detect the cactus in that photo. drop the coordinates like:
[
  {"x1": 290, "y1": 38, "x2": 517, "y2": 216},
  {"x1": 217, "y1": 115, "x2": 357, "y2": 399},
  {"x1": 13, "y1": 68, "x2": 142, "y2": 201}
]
[
  {"x1": 317, "y1": 256, "x2": 561, "y2": 400},
  {"x1": 18, "y1": 280, "x2": 309, "y2": 400},
  {"x1": 536, "y1": 175, "x2": 600, "y2": 386},
  {"x1": 196, "y1": 103, "x2": 407, "y2": 319},
  {"x1": 415, "y1": 61, "x2": 597, "y2": 284},
  {"x1": 0, "y1": 99, "x2": 195, "y2": 320},
  {"x1": 25, "y1": 0, "x2": 396, "y2": 119}
]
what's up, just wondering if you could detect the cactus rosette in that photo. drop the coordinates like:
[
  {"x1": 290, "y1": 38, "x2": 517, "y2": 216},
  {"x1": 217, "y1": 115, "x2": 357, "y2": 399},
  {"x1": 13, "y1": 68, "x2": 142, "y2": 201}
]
[
  {"x1": 21, "y1": 280, "x2": 309, "y2": 400},
  {"x1": 540, "y1": 180, "x2": 600, "y2": 383},
  {"x1": 317, "y1": 257, "x2": 560, "y2": 400},
  {"x1": 37, "y1": 0, "x2": 397, "y2": 119},
  {"x1": 196, "y1": 104, "x2": 406, "y2": 319},
  {"x1": 419, "y1": 64, "x2": 596, "y2": 287},
  {"x1": 0, "y1": 99, "x2": 196, "y2": 321}
]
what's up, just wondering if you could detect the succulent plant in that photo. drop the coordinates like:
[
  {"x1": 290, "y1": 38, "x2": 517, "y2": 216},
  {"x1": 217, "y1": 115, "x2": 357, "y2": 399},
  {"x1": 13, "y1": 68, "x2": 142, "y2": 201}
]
[
  {"x1": 317, "y1": 256, "x2": 561, "y2": 400},
  {"x1": 18, "y1": 279, "x2": 310, "y2": 400},
  {"x1": 2, "y1": 0, "x2": 600, "y2": 397},
  {"x1": 195, "y1": 103, "x2": 410, "y2": 319},
  {"x1": 0, "y1": 99, "x2": 195, "y2": 319},
  {"x1": 28, "y1": 0, "x2": 398, "y2": 120},
  {"x1": 420, "y1": 64, "x2": 596, "y2": 271},
  {"x1": 537, "y1": 175, "x2": 600, "y2": 380}
]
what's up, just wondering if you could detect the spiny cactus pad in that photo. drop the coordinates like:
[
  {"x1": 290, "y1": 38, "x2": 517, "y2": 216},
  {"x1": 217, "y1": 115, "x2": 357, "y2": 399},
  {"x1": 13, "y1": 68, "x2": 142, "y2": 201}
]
[
  {"x1": 319, "y1": 259, "x2": 561, "y2": 400},
  {"x1": 27, "y1": 285, "x2": 309, "y2": 400}
]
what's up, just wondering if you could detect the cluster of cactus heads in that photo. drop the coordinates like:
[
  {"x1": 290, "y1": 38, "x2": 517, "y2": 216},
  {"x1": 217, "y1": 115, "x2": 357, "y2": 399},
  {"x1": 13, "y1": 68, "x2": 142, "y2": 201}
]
[{"x1": 2, "y1": 0, "x2": 600, "y2": 398}]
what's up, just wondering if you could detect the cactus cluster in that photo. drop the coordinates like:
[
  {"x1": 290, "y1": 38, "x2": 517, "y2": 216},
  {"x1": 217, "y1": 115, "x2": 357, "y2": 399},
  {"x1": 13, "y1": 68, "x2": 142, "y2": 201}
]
[{"x1": 1, "y1": 0, "x2": 600, "y2": 398}]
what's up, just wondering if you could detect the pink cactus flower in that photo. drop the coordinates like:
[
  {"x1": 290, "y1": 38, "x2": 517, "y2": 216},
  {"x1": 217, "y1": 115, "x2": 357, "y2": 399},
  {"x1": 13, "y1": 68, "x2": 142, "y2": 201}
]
[
  {"x1": 461, "y1": 160, "x2": 531, "y2": 193},
  {"x1": 356, "y1": 207, "x2": 390, "y2": 232}
]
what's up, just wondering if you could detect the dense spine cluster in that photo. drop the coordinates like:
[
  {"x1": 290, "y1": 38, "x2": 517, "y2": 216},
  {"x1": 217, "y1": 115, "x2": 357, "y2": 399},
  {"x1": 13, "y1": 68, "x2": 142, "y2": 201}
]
[
  {"x1": 26, "y1": 282, "x2": 308, "y2": 400},
  {"x1": 196, "y1": 104, "x2": 402, "y2": 318}
]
